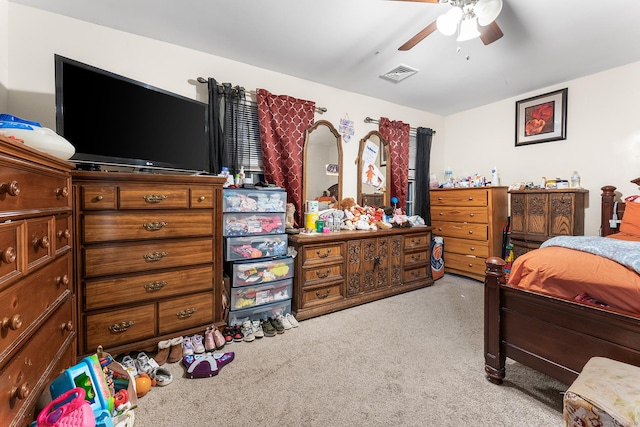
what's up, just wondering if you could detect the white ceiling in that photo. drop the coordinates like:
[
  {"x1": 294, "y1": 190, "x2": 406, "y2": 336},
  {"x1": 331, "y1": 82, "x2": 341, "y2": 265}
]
[{"x1": 10, "y1": 0, "x2": 640, "y2": 115}]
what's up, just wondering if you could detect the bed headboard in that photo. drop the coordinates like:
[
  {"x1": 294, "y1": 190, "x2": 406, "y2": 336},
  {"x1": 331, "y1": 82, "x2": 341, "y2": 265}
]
[{"x1": 601, "y1": 177, "x2": 640, "y2": 236}]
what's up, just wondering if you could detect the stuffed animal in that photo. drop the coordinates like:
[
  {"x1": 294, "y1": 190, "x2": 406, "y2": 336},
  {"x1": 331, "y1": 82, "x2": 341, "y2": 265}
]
[{"x1": 340, "y1": 197, "x2": 357, "y2": 211}]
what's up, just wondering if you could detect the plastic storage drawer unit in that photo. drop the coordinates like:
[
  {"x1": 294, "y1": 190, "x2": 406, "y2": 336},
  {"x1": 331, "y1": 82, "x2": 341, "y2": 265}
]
[
  {"x1": 228, "y1": 300, "x2": 291, "y2": 326},
  {"x1": 223, "y1": 212, "x2": 285, "y2": 236},
  {"x1": 222, "y1": 188, "x2": 286, "y2": 212},
  {"x1": 230, "y1": 278, "x2": 293, "y2": 310},
  {"x1": 229, "y1": 256, "x2": 294, "y2": 287},
  {"x1": 225, "y1": 234, "x2": 288, "y2": 261}
]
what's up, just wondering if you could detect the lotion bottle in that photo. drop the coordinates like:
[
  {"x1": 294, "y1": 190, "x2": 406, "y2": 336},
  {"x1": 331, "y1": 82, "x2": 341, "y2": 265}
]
[{"x1": 491, "y1": 166, "x2": 500, "y2": 186}]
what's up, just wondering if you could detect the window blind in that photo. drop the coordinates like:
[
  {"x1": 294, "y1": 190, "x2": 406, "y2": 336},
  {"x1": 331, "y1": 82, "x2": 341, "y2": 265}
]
[{"x1": 222, "y1": 98, "x2": 263, "y2": 174}]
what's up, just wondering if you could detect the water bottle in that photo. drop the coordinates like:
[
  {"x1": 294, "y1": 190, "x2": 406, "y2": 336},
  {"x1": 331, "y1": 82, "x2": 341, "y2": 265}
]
[
  {"x1": 444, "y1": 168, "x2": 453, "y2": 184},
  {"x1": 570, "y1": 171, "x2": 580, "y2": 188},
  {"x1": 491, "y1": 166, "x2": 500, "y2": 186}
]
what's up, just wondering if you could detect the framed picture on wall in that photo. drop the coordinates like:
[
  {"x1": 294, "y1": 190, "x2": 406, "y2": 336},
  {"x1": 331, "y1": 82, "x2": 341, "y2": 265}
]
[{"x1": 515, "y1": 88, "x2": 568, "y2": 146}]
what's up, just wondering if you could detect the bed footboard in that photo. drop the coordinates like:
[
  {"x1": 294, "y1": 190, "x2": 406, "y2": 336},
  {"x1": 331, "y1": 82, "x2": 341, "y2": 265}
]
[{"x1": 484, "y1": 257, "x2": 506, "y2": 384}]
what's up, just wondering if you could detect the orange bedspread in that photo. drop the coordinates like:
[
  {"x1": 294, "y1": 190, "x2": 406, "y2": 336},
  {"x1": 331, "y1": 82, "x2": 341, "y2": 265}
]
[{"x1": 507, "y1": 232, "x2": 640, "y2": 315}]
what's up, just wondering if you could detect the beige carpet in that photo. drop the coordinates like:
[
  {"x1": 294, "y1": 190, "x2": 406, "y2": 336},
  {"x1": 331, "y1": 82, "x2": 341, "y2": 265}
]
[{"x1": 131, "y1": 274, "x2": 567, "y2": 427}]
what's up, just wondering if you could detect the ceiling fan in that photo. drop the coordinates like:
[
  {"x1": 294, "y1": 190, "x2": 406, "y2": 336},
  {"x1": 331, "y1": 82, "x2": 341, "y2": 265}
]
[{"x1": 396, "y1": 0, "x2": 504, "y2": 51}]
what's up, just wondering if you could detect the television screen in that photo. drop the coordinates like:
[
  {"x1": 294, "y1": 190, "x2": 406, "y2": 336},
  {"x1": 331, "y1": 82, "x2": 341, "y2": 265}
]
[{"x1": 55, "y1": 54, "x2": 210, "y2": 173}]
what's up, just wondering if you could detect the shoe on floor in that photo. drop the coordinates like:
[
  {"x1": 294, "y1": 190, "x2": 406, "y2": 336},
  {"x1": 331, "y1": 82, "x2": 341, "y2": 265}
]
[
  {"x1": 252, "y1": 320, "x2": 265, "y2": 338},
  {"x1": 154, "y1": 366, "x2": 173, "y2": 386},
  {"x1": 136, "y1": 352, "x2": 157, "y2": 377},
  {"x1": 155, "y1": 339, "x2": 172, "y2": 365},
  {"x1": 241, "y1": 320, "x2": 255, "y2": 342},
  {"x1": 277, "y1": 314, "x2": 292, "y2": 330},
  {"x1": 269, "y1": 316, "x2": 285, "y2": 334},
  {"x1": 204, "y1": 327, "x2": 216, "y2": 352},
  {"x1": 285, "y1": 313, "x2": 300, "y2": 328},
  {"x1": 212, "y1": 326, "x2": 226, "y2": 349},
  {"x1": 167, "y1": 336, "x2": 184, "y2": 363},
  {"x1": 222, "y1": 326, "x2": 234, "y2": 345},
  {"x1": 182, "y1": 336, "x2": 194, "y2": 356},
  {"x1": 261, "y1": 319, "x2": 276, "y2": 337},
  {"x1": 121, "y1": 355, "x2": 138, "y2": 376},
  {"x1": 232, "y1": 325, "x2": 244, "y2": 342},
  {"x1": 192, "y1": 334, "x2": 205, "y2": 354}
]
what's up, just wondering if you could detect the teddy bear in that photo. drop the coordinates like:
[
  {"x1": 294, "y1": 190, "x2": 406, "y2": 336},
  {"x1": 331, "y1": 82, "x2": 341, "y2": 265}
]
[{"x1": 340, "y1": 197, "x2": 357, "y2": 211}]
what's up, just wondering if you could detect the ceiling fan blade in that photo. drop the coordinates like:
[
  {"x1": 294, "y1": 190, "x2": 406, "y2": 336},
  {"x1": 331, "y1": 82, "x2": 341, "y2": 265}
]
[
  {"x1": 398, "y1": 20, "x2": 438, "y2": 51},
  {"x1": 479, "y1": 21, "x2": 504, "y2": 45}
]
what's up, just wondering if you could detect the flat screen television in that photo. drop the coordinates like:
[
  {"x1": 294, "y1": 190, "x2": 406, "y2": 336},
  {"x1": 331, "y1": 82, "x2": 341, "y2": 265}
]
[{"x1": 55, "y1": 54, "x2": 211, "y2": 173}]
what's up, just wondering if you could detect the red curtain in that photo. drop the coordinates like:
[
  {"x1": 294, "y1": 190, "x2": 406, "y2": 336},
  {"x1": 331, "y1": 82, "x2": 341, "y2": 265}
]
[
  {"x1": 256, "y1": 89, "x2": 315, "y2": 226},
  {"x1": 379, "y1": 117, "x2": 410, "y2": 211}
]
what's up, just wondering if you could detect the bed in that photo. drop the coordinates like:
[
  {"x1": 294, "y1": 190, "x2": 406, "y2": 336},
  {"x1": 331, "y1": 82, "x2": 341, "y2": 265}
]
[{"x1": 484, "y1": 179, "x2": 640, "y2": 385}]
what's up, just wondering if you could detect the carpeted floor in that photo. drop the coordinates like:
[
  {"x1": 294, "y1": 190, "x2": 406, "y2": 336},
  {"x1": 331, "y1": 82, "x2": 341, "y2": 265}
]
[{"x1": 130, "y1": 274, "x2": 567, "y2": 427}]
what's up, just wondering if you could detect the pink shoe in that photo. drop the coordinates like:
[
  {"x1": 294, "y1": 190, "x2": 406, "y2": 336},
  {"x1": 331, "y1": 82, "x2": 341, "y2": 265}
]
[
  {"x1": 204, "y1": 327, "x2": 216, "y2": 351},
  {"x1": 212, "y1": 327, "x2": 226, "y2": 350}
]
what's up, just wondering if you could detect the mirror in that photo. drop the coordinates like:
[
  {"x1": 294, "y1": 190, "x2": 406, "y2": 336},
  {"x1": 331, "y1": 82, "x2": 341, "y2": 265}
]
[
  {"x1": 302, "y1": 120, "x2": 342, "y2": 211},
  {"x1": 356, "y1": 130, "x2": 390, "y2": 207}
]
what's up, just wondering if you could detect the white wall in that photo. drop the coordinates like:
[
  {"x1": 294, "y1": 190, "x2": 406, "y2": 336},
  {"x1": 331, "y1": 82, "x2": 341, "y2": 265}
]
[
  {"x1": 0, "y1": 0, "x2": 8, "y2": 111},
  {"x1": 5, "y1": 3, "x2": 443, "y2": 202},
  {"x1": 439, "y1": 62, "x2": 640, "y2": 236}
]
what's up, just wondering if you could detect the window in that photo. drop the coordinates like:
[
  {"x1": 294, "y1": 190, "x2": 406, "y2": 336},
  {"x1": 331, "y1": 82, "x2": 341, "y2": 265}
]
[
  {"x1": 221, "y1": 96, "x2": 263, "y2": 176},
  {"x1": 406, "y1": 133, "x2": 416, "y2": 214}
]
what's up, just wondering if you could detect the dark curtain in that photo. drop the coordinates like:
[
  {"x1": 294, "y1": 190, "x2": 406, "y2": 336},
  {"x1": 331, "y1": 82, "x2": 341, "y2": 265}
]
[
  {"x1": 207, "y1": 77, "x2": 223, "y2": 174},
  {"x1": 414, "y1": 127, "x2": 434, "y2": 225},
  {"x1": 256, "y1": 88, "x2": 315, "y2": 226},
  {"x1": 379, "y1": 117, "x2": 410, "y2": 210}
]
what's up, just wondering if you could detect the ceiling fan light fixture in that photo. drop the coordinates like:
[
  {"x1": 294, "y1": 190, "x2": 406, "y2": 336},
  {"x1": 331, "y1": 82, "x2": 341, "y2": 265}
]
[
  {"x1": 457, "y1": 16, "x2": 480, "y2": 41},
  {"x1": 474, "y1": 0, "x2": 503, "y2": 26},
  {"x1": 436, "y1": 6, "x2": 462, "y2": 35}
]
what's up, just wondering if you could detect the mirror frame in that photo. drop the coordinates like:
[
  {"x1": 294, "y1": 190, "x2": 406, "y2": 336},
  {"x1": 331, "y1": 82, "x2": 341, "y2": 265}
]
[
  {"x1": 302, "y1": 120, "x2": 343, "y2": 211},
  {"x1": 356, "y1": 130, "x2": 391, "y2": 207}
]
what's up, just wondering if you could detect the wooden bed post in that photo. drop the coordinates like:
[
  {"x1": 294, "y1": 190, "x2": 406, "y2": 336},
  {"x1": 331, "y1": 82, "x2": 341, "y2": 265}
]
[
  {"x1": 484, "y1": 256, "x2": 506, "y2": 384},
  {"x1": 601, "y1": 185, "x2": 618, "y2": 237}
]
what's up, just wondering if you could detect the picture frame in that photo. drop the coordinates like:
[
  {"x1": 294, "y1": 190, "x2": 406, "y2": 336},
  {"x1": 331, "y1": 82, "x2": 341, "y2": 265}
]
[
  {"x1": 515, "y1": 88, "x2": 567, "y2": 146},
  {"x1": 380, "y1": 147, "x2": 387, "y2": 167}
]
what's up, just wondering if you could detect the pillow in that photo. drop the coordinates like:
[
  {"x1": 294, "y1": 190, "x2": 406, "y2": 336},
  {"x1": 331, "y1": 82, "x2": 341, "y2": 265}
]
[{"x1": 620, "y1": 200, "x2": 640, "y2": 237}]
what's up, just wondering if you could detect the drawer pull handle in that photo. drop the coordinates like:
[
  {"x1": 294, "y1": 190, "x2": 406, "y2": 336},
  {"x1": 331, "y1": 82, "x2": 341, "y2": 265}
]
[
  {"x1": 109, "y1": 321, "x2": 135, "y2": 332},
  {"x1": 177, "y1": 307, "x2": 197, "y2": 319},
  {"x1": 439, "y1": 212, "x2": 443, "y2": 216},
  {"x1": 1, "y1": 246, "x2": 16, "y2": 264},
  {"x1": 143, "y1": 194, "x2": 168, "y2": 203},
  {"x1": 437, "y1": 197, "x2": 443, "y2": 201},
  {"x1": 55, "y1": 187, "x2": 69, "y2": 198},
  {"x1": 438, "y1": 227, "x2": 443, "y2": 231},
  {"x1": 10, "y1": 383, "x2": 30, "y2": 401},
  {"x1": 468, "y1": 197, "x2": 474, "y2": 200},
  {"x1": 33, "y1": 236, "x2": 50, "y2": 249},
  {"x1": 469, "y1": 213, "x2": 475, "y2": 217},
  {"x1": 316, "y1": 289, "x2": 331, "y2": 299},
  {"x1": 198, "y1": 196, "x2": 206, "y2": 202},
  {"x1": 470, "y1": 247, "x2": 475, "y2": 251},
  {"x1": 315, "y1": 269, "x2": 330, "y2": 279},
  {"x1": 468, "y1": 230, "x2": 473, "y2": 234},
  {"x1": 316, "y1": 248, "x2": 332, "y2": 258},
  {"x1": 60, "y1": 321, "x2": 73, "y2": 332},
  {"x1": 144, "y1": 280, "x2": 167, "y2": 291},
  {"x1": 57, "y1": 229, "x2": 71, "y2": 240},
  {"x1": 144, "y1": 251, "x2": 167, "y2": 261},
  {"x1": 468, "y1": 263, "x2": 474, "y2": 267},
  {"x1": 95, "y1": 195, "x2": 104, "y2": 201},
  {"x1": 0, "y1": 180, "x2": 20, "y2": 196},
  {"x1": 2, "y1": 314, "x2": 23, "y2": 331},
  {"x1": 143, "y1": 221, "x2": 167, "y2": 231},
  {"x1": 55, "y1": 275, "x2": 70, "y2": 286}
]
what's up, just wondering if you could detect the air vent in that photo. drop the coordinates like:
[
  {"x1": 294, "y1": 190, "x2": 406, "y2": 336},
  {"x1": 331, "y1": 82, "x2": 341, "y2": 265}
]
[{"x1": 380, "y1": 64, "x2": 419, "y2": 83}]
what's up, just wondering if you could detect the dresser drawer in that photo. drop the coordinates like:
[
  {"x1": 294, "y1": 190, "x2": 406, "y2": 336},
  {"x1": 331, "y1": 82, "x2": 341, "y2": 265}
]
[
  {"x1": 302, "y1": 264, "x2": 344, "y2": 287},
  {"x1": 445, "y1": 253, "x2": 486, "y2": 277},
  {"x1": 404, "y1": 233, "x2": 430, "y2": 251},
  {"x1": 432, "y1": 221, "x2": 488, "y2": 241},
  {"x1": 0, "y1": 255, "x2": 71, "y2": 361},
  {"x1": 0, "y1": 297, "x2": 74, "y2": 427},
  {"x1": 83, "y1": 238, "x2": 213, "y2": 277},
  {"x1": 190, "y1": 186, "x2": 215, "y2": 209},
  {"x1": 84, "y1": 265, "x2": 213, "y2": 310},
  {"x1": 85, "y1": 304, "x2": 156, "y2": 352},
  {"x1": 119, "y1": 185, "x2": 189, "y2": 209},
  {"x1": 431, "y1": 206, "x2": 488, "y2": 224},
  {"x1": 443, "y1": 237, "x2": 490, "y2": 258},
  {"x1": 79, "y1": 185, "x2": 117, "y2": 210},
  {"x1": 0, "y1": 163, "x2": 71, "y2": 213},
  {"x1": 430, "y1": 189, "x2": 488, "y2": 206},
  {"x1": 82, "y1": 211, "x2": 213, "y2": 243},
  {"x1": 301, "y1": 242, "x2": 345, "y2": 266},
  {"x1": 299, "y1": 282, "x2": 344, "y2": 308},
  {"x1": 158, "y1": 292, "x2": 213, "y2": 335},
  {"x1": 403, "y1": 265, "x2": 429, "y2": 283},
  {"x1": 0, "y1": 222, "x2": 21, "y2": 286},
  {"x1": 54, "y1": 213, "x2": 73, "y2": 254},
  {"x1": 26, "y1": 216, "x2": 53, "y2": 270},
  {"x1": 403, "y1": 250, "x2": 429, "y2": 267}
]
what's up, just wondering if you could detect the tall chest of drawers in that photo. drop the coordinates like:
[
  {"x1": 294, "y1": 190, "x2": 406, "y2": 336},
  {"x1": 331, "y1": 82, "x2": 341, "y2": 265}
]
[
  {"x1": 0, "y1": 136, "x2": 75, "y2": 427},
  {"x1": 430, "y1": 187, "x2": 508, "y2": 281},
  {"x1": 72, "y1": 171, "x2": 226, "y2": 357}
]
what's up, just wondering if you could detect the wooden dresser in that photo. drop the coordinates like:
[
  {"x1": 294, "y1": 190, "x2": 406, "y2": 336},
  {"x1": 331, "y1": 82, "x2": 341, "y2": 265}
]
[
  {"x1": 430, "y1": 187, "x2": 508, "y2": 281},
  {"x1": 288, "y1": 226, "x2": 433, "y2": 321},
  {"x1": 509, "y1": 188, "x2": 588, "y2": 259},
  {"x1": 72, "y1": 171, "x2": 226, "y2": 357},
  {"x1": 0, "y1": 136, "x2": 75, "y2": 427}
]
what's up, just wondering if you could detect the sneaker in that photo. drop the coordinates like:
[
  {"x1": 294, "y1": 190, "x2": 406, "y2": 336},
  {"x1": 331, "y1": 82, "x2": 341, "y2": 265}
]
[
  {"x1": 241, "y1": 320, "x2": 255, "y2": 342},
  {"x1": 121, "y1": 355, "x2": 138, "y2": 376},
  {"x1": 136, "y1": 352, "x2": 157, "y2": 377},
  {"x1": 222, "y1": 326, "x2": 234, "y2": 345},
  {"x1": 212, "y1": 327, "x2": 226, "y2": 349},
  {"x1": 252, "y1": 320, "x2": 264, "y2": 339},
  {"x1": 269, "y1": 317, "x2": 285, "y2": 334},
  {"x1": 192, "y1": 334, "x2": 205, "y2": 354},
  {"x1": 277, "y1": 314, "x2": 292, "y2": 330},
  {"x1": 232, "y1": 325, "x2": 244, "y2": 342},
  {"x1": 204, "y1": 327, "x2": 216, "y2": 351},
  {"x1": 285, "y1": 313, "x2": 300, "y2": 328},
  {"x1": 261, "y1": 319, "x2": 276, "y2": 337},
  {"x1": 182, "y1": 336, "x2": 194, "y2": 356}
]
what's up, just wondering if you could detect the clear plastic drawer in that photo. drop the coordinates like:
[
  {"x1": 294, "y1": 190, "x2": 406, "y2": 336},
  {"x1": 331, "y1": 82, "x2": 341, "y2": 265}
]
[
  {"x1": 222, "y1": 188, "x2": 287, "y2": 213},
  {"x1": 228, "y1": 300, "x2": 291, "y2": 326},
  {"x1": 223, "y1": 212, "x2": 285, "y2": 236},
  {"x1": 229, "y1": 256, "x2": 293, "y2": 287},
  {"x1": 229, "y1": 278, "x2": 293, "y2": 311},
  {"x1": 225, "y1": 234, "x2": 288, "y2": 261}
]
